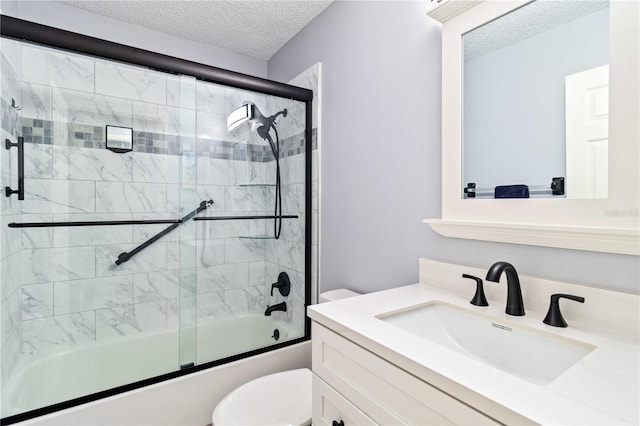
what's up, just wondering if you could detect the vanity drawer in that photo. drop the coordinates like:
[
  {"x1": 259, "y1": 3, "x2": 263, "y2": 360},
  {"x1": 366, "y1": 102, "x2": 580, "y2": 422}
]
[
  {"x1": 312, "y1": 323, "x2": 500, "y2": 425},
  {"x1": 313, "y1": 373, "x2": 378, "y2": 426}
]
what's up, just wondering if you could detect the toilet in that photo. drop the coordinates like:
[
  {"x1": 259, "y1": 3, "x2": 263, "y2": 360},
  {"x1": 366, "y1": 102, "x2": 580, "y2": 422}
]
[{"x1": 212, "y1": 289, "x2": 360, "y2": 426}]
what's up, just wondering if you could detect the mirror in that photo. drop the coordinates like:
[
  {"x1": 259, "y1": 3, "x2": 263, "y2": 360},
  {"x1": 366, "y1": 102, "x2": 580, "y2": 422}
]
[
  {"x1": 426, "y1": 0, "x2": 639, "y2": 255},
  {"x1": 462, "y1": 0, "x2": 609, "y2": 199}
]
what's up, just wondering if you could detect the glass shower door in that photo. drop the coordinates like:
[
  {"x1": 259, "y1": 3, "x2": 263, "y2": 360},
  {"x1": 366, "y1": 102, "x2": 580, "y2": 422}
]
[{"x1": 0, "y1": 39, "x2": 199, "y2": 417}]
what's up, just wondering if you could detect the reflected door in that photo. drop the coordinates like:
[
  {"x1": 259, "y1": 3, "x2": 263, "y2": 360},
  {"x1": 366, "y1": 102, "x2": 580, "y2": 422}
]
[{"x1": 565, "y1": 65, "x2": 609, "y2": 199}]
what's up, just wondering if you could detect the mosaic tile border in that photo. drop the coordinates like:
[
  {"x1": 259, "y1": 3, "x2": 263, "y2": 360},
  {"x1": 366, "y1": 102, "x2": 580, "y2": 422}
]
[{"x1": 21, "y1": 118, "x2": 317, "y2": 162}]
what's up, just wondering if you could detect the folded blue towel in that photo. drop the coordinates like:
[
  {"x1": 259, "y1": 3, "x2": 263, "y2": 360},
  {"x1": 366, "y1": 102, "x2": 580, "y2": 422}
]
[{"x1": 495, "y1": 184, "x2": 529, "y2": 198}]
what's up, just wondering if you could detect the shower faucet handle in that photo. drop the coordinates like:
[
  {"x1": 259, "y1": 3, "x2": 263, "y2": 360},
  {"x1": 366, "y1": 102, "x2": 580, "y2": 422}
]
[{"x1": 270, "y1": 272, "x2": 291, "y2": 297}]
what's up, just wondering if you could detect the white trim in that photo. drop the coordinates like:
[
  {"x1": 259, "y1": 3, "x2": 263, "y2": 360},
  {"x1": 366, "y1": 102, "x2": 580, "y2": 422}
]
[
  {"x1": 429, "y1": 0, "x2": 640, "y2": 254},
  {"x1": 424, "y1": 219, "x2": 640, "y2": 255}
]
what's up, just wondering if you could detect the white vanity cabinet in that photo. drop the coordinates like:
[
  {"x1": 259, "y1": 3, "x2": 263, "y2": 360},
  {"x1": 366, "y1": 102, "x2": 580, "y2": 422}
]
[{"x1": 311, "y1": 322, "x2": 499, "y2": 426}]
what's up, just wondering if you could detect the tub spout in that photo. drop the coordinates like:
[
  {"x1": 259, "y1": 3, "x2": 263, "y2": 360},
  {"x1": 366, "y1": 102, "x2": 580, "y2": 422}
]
[{"x1": 265, "y1": 302, "x2": 287, "y2": 316}]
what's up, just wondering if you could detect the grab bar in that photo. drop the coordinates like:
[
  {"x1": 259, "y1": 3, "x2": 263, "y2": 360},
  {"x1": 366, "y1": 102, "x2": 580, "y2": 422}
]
[
  {"x1": 115, "y1": 200, "x2": 213, "y2": 265},
  {"x1": 5, "y1": 137, "x2": 24, "y2": 200}
]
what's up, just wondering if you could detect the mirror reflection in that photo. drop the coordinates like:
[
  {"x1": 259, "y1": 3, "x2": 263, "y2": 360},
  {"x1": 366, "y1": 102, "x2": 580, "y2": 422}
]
[{"x1": 462, "y1": 0, "x2": 609, "y2": 199}]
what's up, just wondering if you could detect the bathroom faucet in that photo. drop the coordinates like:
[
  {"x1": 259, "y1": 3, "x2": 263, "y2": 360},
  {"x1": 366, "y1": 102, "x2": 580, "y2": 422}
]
[
  {"x1": 264, "y1": 302, "x2": 287, "y2": 316},
  {"x1": 485, "y1": 261, "x2": 525, "y2": 316}
]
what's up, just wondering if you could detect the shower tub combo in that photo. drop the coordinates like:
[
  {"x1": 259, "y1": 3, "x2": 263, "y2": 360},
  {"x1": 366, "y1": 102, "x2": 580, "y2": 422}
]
[{"x1": 0, "y1": 16, "x2": 312, "y2": 425}]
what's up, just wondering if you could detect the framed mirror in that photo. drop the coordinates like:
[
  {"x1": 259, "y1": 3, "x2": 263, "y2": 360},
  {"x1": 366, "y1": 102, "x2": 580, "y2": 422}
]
[{"x1": 425, "y1": 0, "x2": 639, "y2": 254}]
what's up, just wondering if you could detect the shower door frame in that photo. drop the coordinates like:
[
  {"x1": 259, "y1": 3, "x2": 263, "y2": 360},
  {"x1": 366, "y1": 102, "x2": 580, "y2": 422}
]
[{"x1": 0, "y1": 15, "x2": 313, "y2": 425}]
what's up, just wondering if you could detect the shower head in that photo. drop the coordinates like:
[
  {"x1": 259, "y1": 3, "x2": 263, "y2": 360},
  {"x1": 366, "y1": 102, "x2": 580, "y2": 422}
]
[{"x1": 226, "y1": 102, "x2": 287, "y2": 142}]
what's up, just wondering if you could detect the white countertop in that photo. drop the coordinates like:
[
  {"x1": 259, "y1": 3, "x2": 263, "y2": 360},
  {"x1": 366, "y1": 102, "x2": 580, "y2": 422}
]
[{"x1": 308, "y1": 260, "x2": 640, "y2": 425}]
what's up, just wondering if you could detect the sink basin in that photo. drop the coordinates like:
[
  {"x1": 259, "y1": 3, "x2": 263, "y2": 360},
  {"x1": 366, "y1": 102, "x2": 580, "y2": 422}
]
[{"x1": 377, "y1": 302, "x2": 595, "y2": 385}]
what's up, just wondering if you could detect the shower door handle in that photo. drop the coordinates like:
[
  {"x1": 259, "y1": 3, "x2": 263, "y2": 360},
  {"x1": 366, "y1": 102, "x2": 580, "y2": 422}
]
[{"x1": 5, "y1": 137, "x2": 24, "y2": 200}]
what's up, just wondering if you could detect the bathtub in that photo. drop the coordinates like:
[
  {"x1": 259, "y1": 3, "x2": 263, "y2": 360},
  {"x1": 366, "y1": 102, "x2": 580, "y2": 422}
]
[{"x1": 3, "y1": 313, "x2": 310, "y2": 425}]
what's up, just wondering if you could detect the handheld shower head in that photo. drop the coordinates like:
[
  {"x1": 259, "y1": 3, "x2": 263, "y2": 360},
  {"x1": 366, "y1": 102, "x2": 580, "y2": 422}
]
[
  {"x1": 226, "y1": 102, "x2": 289, "y2": 240},
  {"x1": 227, "y1": 102, "x2": 287, "y2": 142}
]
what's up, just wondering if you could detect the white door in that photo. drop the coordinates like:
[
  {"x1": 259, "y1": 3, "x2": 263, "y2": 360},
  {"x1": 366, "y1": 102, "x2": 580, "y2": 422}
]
[{"x1": 565, "y1": 65, "x2": 609, "y2": 199}]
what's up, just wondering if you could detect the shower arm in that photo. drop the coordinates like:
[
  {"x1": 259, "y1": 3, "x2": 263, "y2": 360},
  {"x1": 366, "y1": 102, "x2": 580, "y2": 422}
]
[{"x1": 114, "y1": 200, "x2": 213, "y2": 266}]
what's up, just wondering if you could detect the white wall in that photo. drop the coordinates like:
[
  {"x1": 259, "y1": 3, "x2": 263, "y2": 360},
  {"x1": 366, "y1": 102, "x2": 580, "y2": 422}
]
[
  {"x1": 268, "y1": 1, "x2": 640, "y2": 294},
  {"x1": 0, "y1": 0, "x2": 267, "y2": 78}
]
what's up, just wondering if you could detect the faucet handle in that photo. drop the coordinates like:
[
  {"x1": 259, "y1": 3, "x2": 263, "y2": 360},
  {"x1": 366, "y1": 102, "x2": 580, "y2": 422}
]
[
  {"x1": 462, "y1": 274, "x2": 488, "y2": 307},
  {"x1": 543, "y1": 293, "x2": 585, "y2": 328},
  {"x1": 270, "y1": 272, "x2": 291, "y2": 297}
]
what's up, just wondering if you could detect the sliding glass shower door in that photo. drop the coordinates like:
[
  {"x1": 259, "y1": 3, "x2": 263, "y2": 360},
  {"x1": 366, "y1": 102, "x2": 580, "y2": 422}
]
[{"x1": 1, "y1": 32, "x2": 309, "y2": 423}]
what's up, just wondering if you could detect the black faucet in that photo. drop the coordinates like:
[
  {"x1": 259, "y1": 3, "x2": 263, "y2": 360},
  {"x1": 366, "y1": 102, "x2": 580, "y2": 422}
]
[
  {"x1": 264, "y1": 302, "x2": 287, "y2": 316},
  {"x1": 485, "y1": 261, "x2": 525, "y2": 316}
]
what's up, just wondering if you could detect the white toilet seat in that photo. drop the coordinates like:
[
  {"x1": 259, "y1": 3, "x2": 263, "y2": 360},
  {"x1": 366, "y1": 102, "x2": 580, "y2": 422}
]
[{"x1": 212, "y1": 368, "x2": 312, "y2": 426}]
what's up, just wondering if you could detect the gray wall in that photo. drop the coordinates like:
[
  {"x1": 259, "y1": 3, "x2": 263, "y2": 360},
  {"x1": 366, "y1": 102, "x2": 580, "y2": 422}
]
[
  {"x1": 268, "y1": 1, "x2": 640, "y2": 294},
  {"x1": 0, "y1": 0, "x2": 267, "y2": 78},
  {"x1": 464, "y1": 7, "x2": 609, "y2": 188}
]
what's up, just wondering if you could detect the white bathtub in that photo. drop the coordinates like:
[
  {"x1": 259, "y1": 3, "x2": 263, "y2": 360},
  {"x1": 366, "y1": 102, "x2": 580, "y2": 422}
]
[{"x1": 3, "y1": 313, "x2": 309, "y2": 425}]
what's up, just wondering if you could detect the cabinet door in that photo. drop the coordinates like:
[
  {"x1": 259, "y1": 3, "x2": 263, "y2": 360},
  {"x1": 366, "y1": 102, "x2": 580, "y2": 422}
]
[
  {"x1": 313, "y1": 374, "x2": 378, "y2": 426},
  {"x1": 312, "y1": 323, "x2": 500, "y2": 425}
]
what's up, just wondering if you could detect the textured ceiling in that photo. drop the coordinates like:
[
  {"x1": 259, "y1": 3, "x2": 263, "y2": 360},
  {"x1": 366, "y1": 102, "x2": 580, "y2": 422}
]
[
  {"x1": 464, "y1": 0, "x2": 609, "y2": 60},
  {"x1": 59, "y1": 0, "x2": 333, "y2": 60}
]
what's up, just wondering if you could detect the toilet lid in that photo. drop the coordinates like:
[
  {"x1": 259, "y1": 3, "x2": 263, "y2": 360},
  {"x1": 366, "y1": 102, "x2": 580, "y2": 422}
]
[{"x1": 212, "y1": 368, "x2": 312, "y2": 426}]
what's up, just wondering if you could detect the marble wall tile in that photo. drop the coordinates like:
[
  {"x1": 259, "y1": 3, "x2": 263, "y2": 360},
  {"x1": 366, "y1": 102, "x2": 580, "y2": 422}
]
[
  {"x1": 279, "y1": 214, "x2": 305, "y2": 243},
  {"x1": 179, "y1": 268, "x2": 197, "y2": 297},
  {"x1": 280, "y1": 153, "x2": 305, "y2": 185},
  {"x1": 52, "y1": 146, "x2": 133, "y2": 182},
  {"x1": 1, "y1": 289, "x2": 20, "y2": 347},
  {"x1": 22, "y1": 45, "x2": 94, "y2": 93},
  {"x1": 312, "y1": 181, "x2": 318, "y2": 214},
  {"x1": 96, "y1": 182, "x2": 167, "y2": 213},
  {"x1": 24, "y1": 143, "x2": 53, "y2": 179},
  {"x1": 225, "y1": 286, "x2": 264, "y2": 315},
  {"x1": 1, "y1": 38, "x2": 22, "y2": 77},
  {"x1": 2, "y1": 252, "x2": 22, "y2": 302},
  {"x1": 196, "y1": 291, "x2": 227, "y2": 322},
  {"x1": 196, "y1": 219, "x2": 249, "y2": 240},
  {"x1": 132, "y1": 101, "x2": 180, "y2": 136},
  {"x1": 21, "y1": 82, "x2": 52, "y2": 121},
  {"x1": 23, "y1": 178, "x2": 95, "y2": 214},
  {"x1": 21, "y1": 283, "x2": 54, "y2": 320},
  {"x1": 53, "y1": 214, "x2": 133, "y2": 247},
  {"x1": 132, "y1": 152, "x2": 179, "y2": 184},
  {"x1": 249, "y1": 261, "x2": 267, "y2": 288},
  {"x1": 22, "y1": 311, "x2": 95, "y2": 355},
  {"x1": 1, "y1": 327, "x2": 21, "y2": 388},
  {"x1": 95, "y1": 61, "x2": 166, "y2": 105},
  {"x1": 181, "y1": 153, "x2": 197, "y2": 185},
  {"x1": 197, "y1": 156, "x2": 236, "y2": 186},
  {"x1": 95, "y1": 242, "x2": 166, "y2": 277},
  {"x1": 22, "y1": 246, "x2": 96, "y2": 285},
  {"x1": 133, "y1": 270, "x2": 180, "y2": 303},
  {"x1": 197, "y1": 238, "x2": 226, "y2": 267},
  {"x1": 196, "y1": 263, "x2": 249, "y2": 294},
  {"x1": 54, "y1": 275, "x2": 132, "y2": 315},
  {"x1": 131, "y1": 212, "x2": 179, "y2": 244},
  {"x1": 225, "y1": 186, "x2": 267, "y2": 212},
  {"x1": 2, "y1": 214, "x2": 23, "y2": 256},
  {"x1": 52, "y1": 88, "x2": 132, "y2": 129},
  {"x1": 95, "y1": 301, "x2": 167, "y2": 340},
  {"x1": 196, "y1": 111, "x2": 228, "y2": 141},
  {"x1": 288, "y1": 63, "x2": 319, "y2": 93},
  {"x1": 225, "y1": 238, "x2": 265, "y2": 263},
  {"x1": 196, "y1": 80, "x2": 225, "y2": 114},
  {"x1": 282, "y1": 183, "x2": 305, "y2": 214},
  {"x1": 195, "y1": 185, "x2": 226, "y2": 212},
  {"x1": 180, "y1": 75, "x2": 196, "y2": 110},
  {"x1": 166, "y1": 76, "x2": 180, "y2": 108}
]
